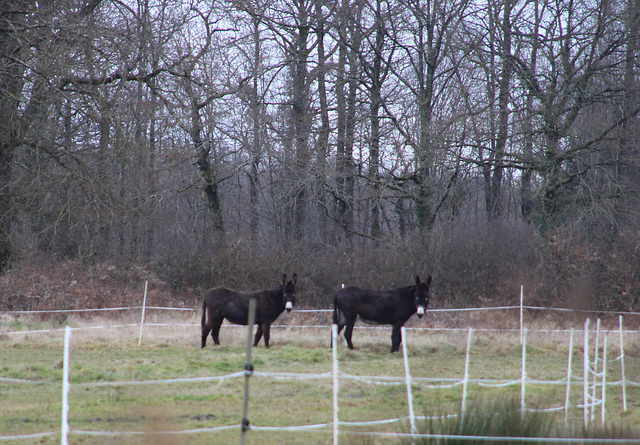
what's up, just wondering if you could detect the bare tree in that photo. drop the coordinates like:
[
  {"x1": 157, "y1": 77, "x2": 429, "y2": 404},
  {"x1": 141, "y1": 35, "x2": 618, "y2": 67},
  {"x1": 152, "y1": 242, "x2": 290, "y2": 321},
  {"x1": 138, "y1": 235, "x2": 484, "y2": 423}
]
[
  {"x1": 615, "y1": 0, "x2": 640, "y2": 225},
  {"x1": 509, "y1": 0, "x2": 636, "y2": 231},
  {"x1": 518, "y1": 0, "x2": 542, "y2": 223},
  {"x1": 257, "y1": 0, "x2": 317, "y2": 239},
  {"x1": 312, "y1": 0, "x2": 335, "y2": 241},
  {"x1": 483, "y1": 0, "x2": 514, "y2": 218},
  {"x1": 388, "y1": 0, "x2": 470, "y2": 231},
  {"x1": 0, "y1": 1, "x2": 111, "y2": 267},
  {"x1": 334, "y1": 0, "x2": 362, "y2": 238},
  {"x1": 360, "y1": 0, "x2": 394, "y2": 237},
  {"x1": 0, "y1": 4, "x2": 31, "y2": 270}
]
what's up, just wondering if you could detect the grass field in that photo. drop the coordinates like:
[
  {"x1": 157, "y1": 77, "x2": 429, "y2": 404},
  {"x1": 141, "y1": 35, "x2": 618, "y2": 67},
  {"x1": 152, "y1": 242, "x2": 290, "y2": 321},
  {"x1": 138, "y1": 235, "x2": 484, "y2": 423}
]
[{"x1": 1, "y1": 310, "x2": 640, "y2": 444}]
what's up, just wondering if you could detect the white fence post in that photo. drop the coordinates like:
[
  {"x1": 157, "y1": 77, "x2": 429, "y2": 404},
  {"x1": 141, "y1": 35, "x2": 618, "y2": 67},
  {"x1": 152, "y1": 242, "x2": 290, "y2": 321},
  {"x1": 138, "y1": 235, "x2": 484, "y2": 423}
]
[
  {"x1": 583, "y1": 318, "x2": 590, "y2": 429},
  {"x1": 401, "y1": 327, "x2": 416, "y2": 437},
  {"x1": 332, "y1": 324, "x2": 339, "y2": 445},
  {"x1": 461, "y1": 328, "x2": 473, "y2": 418},
  {"x1": 521, "y1": 327, "x2": 527, "y2": 416},
  {"x1": 520, "y1": 285, "x2": 524, "y2": 345},
  {"x1": 564, "y1": 328, "x2": 574, "y2": 425},
  {"x1": 591, "y1": 319, "x2": 601, "y2": 422},
  {"x1": 601, "y1": 333, "x2": 608, "y2": 426},
  {"x1": 619, "y1": 315, "x2": 627, "y2": 411},
  {"x1": 138, "y1": 281, "x2": 148, "y2": 346},
  {"x1": 61, "y1": 326, "x2": 71, "y2": 445}
]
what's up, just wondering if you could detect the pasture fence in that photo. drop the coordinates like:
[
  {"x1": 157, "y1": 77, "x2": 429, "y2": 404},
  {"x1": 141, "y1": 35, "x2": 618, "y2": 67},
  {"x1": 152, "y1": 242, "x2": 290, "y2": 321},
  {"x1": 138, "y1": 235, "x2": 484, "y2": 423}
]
[
  {"x1": 17, "y1": 315, "x2": 639, "y2": 444},
  {"x1": 2, "y1": 286, "x2": 640, "y2": 443}
]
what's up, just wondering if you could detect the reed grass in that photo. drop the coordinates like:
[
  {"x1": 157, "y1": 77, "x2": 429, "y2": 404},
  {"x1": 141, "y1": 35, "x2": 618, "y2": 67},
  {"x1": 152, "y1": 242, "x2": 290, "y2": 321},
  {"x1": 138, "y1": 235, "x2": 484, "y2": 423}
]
[{"x1": 403, "y1": 396, "x2": 640, "y2": 445}]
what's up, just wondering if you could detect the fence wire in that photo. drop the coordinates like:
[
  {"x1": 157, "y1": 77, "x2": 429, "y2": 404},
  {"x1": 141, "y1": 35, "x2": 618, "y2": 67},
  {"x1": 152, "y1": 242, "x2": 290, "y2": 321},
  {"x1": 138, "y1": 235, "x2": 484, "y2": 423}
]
[{"x1": 2, "y1": 304, "x2": 640, "y2": 443}]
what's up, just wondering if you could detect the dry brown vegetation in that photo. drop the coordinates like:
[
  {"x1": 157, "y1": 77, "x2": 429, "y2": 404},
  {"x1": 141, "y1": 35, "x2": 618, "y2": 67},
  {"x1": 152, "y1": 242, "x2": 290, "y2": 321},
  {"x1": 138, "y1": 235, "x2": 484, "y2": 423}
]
[
  {"x1": 2, "y1": 224, "x2": 640, "y2": 317},
  {"x1": 0, "y1": 257, "x2": 195, "y2": 312}
]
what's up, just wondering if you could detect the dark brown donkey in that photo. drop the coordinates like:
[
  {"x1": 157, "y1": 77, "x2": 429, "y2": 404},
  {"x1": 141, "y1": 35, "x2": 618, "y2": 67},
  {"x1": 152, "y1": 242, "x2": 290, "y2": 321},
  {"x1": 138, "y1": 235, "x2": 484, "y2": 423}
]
[
  {"x1": 333, "y1": 275, "x2": 432, "y2": 353},
  {"x1": 201, "y1": 274, "x2": 297, "y2": 348}
]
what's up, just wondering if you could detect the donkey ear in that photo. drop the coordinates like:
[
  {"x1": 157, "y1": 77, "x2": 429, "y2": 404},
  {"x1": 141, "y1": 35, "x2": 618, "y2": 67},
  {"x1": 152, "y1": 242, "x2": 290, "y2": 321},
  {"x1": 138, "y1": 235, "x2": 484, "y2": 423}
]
[
  {"x1": 426, "y1": 275, "x2": 432, "y2": 286},
  {"x1": 415, "y1": 275, "x2": 421, "y2": 285},
  {"x1": 292, "y1": 273, "x2": 297, "y2": 285},
  {"x1": 282, "y1": 274, "x2": 287, "y2": 285}
]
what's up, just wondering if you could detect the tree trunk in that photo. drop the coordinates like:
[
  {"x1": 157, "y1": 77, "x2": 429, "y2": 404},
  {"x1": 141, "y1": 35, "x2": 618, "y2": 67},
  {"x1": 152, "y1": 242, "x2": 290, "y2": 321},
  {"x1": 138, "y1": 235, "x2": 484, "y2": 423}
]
[
  {"x1": 335, "y1": 0, "x2": 360, "y2": 239},
  {"x1": 314, "y1": 0, "x2": 331, "y2": 240},
  {"x1": 0, "y1": 51, "x2": 21, "y2": 270},
  {"x1": 0, "y1": 7, "x2": 45, "y2": 269},
  {"x1": 289, "y1": 2, "x2": 311, "y2": 240},
  {"x1": 486, "y1": 0, "x2": 513, "y2": 219},
  {"x1": 187, "y1": 76, "x2": 224, "y2": 231},
  {"x1": 414, "y1": 7, "x2": 436, "y2": 231},
  {"x1": 249, "y1": 15, "x2": 262, "y2": 238},
  {"x1": 335, "y1": 16, "x2": 349, "y2": 236},
  {"x1": 369, "y1": 0, "x2": 385, "y2": 237},
  {"x1": 520, "y1": 0, "x2": 540, "y2": 222}
]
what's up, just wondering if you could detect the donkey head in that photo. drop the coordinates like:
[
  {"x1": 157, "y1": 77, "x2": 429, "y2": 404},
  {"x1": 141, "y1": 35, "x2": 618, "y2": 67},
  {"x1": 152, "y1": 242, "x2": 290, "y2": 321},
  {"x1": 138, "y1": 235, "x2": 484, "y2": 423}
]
[
  {"x1": 282, "y1": 273, "x2": 297, "y2": 312},
  {"x1": 414, "y1": 275, "x2": 432, "y2": 318}
]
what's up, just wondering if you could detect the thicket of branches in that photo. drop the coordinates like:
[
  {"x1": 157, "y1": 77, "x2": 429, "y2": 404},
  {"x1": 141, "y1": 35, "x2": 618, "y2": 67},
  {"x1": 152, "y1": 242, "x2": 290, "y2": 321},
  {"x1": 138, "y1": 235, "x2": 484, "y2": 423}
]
[{"x1": 1, "y1": 0, "x2": 639, "y2": 309}]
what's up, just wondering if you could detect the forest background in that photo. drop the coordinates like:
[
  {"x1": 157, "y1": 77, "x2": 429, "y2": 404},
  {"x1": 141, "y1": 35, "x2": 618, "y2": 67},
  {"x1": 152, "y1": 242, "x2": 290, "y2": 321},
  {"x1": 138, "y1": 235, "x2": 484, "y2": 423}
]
[{"x1": 1, "y1": 0, "x2": 640, "y2": 313}]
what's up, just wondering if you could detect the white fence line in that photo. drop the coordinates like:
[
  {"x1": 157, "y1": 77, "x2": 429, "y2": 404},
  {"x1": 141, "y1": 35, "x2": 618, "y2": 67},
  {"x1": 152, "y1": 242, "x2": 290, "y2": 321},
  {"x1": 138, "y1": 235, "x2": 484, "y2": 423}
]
[
  {"x1": 25, "y1": 371, "x2": 628, "y2": 390},
  {"x1": 4, "y1": 319, "x2": 639, "y2": 443},
  {"x1": 4, "y1": 304, "x2": 640, "y2": 316},
  {"x1": 5, "y1": 322, "x2": 640, "y2": 338},
  {"x1": 3, "y1": 294, "x2": 640, "y2": 443},
  {"x1": 5, "y1": 298, "x2": 640, "y2": 351}
]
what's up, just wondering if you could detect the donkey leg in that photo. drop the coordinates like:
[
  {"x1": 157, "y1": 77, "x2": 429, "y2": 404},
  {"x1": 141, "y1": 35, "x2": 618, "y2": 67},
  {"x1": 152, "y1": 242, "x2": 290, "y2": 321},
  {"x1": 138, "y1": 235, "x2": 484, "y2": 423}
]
[
  {"x1": 344, "y1": 317, "x2": 357, "y2": 350},
  {"x1": 391, "y1": 325, "x2": 402, "y2": 353},
  {"x1": 253, "y1": 324, "x2": 263, "y2": 347},
  {"x1": 201, "y1": 323, "x2": 212, "y2": 348},
  {"x1": 211, "y1": 317, "x2": 223, "y2": 345},
  {"x1": 262, "y1": 324, "x2": 271, "y2": 348},
  {"x1": 331, "y1": 316, "x2": 346, "y2": 348},
  {"x1": 202, "y1": 309, "x2": 215, "y2": 348}
]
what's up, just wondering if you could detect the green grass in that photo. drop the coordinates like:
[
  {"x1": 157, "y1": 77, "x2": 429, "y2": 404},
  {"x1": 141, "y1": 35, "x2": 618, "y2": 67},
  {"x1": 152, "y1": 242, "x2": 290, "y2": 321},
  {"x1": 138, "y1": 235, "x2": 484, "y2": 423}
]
[{"x1": 1, "y1": 318, "x2": 639, "y2": 444}]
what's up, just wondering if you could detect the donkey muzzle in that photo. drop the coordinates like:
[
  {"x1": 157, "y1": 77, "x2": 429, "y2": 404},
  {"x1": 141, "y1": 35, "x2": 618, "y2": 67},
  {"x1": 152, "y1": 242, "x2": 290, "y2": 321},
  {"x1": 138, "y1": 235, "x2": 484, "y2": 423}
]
[
  {"x1": 285, "y1": 301, "x2": 293, "y2": 312},
  {"x1": 416, "y1": 306, "x2": 425, "y2": 318}
]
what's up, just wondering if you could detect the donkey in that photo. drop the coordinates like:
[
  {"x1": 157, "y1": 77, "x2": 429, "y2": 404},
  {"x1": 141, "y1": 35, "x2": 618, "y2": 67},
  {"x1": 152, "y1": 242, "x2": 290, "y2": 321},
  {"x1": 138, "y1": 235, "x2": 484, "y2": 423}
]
[
  {"x1": 201, "y1": 274, "x2": 297, "y2": 348},
  {"x1": 333, "y1": 275, "x2": 432, "y2": 353}
]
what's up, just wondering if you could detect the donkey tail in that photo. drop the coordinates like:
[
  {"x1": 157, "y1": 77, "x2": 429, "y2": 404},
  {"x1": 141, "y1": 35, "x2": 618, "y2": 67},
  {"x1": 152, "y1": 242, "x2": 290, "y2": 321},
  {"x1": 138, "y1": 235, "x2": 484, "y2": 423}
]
[
  {"x1": 332, "y1": 294, "x2": 346, "y2": 327},
  {"x1": 331, "y1": 294, "x2": 346, "y2": 348},
  {"x1": 331, "y1": 295, "x2": 338, "y2": 348}
]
